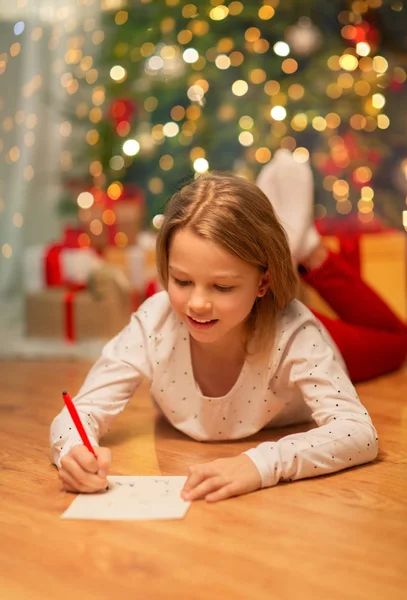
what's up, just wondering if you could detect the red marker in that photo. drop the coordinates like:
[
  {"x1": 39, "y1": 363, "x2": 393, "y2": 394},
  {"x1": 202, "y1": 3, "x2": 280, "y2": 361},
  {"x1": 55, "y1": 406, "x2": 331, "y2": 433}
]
[{"x1": 62, "y1": 391, "x2": 97, "y2": 458}]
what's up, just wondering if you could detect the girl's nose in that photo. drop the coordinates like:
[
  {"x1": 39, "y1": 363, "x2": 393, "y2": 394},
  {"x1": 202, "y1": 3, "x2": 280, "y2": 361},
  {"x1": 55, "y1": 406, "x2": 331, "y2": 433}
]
[{"x1": 188, "y1": 288, "x2": 212, "y2": 313}]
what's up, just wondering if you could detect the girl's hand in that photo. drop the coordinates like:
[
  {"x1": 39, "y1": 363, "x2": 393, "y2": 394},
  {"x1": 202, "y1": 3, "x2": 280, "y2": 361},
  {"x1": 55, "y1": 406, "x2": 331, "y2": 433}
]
[
  {"x1": 59, "y1": 445, "x2": 112, "y2": 493},
  {"x1": 181, "y1": 454, "x2": 262, "y2": 503}
]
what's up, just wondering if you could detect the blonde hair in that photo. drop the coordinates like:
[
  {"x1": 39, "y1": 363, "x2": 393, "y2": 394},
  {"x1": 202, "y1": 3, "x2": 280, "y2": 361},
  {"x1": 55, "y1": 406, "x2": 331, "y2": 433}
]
[{"x1": 156, "y1": 172, "x2": 298, "y2": 356}]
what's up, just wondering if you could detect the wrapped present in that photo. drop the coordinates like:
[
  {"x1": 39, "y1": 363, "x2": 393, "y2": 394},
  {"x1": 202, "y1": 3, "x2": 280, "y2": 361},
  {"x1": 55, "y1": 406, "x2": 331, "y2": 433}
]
[
  {"x1": 79, "y1": 184, "x2": 144, "y2": 249},
  {"x1": 25, "y1": 287, "x2": 132, "y2": 342},
  {"x1": 102, "y1": 231, "x2": 158, "y2": 294},
  {"x1": 23, "y1": 227, "x2": 102, "y2": 293},
  {"x1": 302, "y1": 216, "x2": 407, "y2": 321}
]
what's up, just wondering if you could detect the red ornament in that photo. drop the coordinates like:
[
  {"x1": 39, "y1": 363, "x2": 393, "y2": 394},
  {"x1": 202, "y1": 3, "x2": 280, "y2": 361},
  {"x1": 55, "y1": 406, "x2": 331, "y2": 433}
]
[{"x1": 108, "y1": 98, "x2": 137, "y2": 128}]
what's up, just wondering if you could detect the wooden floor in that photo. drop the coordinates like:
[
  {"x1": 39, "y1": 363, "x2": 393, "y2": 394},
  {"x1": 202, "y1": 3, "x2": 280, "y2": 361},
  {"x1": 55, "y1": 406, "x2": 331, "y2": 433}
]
[{"x1": 1, "y1": 360, "x2": 406, "y2": 600}]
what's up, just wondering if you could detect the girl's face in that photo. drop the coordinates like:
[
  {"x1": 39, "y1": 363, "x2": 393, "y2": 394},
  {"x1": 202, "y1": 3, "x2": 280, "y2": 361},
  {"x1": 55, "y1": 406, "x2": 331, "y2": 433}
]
[{"x1": 167, "y1": 228, "x2": 268, "y2": 348}]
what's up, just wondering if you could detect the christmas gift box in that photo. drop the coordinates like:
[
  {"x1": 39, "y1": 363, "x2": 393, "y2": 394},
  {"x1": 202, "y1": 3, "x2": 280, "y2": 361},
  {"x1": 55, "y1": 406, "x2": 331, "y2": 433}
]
[
  {"x1": 25, "y1": 286, "x2": 132, "y2": 342},
  {"x1": 79, "y1": 184, "x2": 144, "y2": 249},
  {"x1": 102, "y1": 230, "x2": 160, "y2": 296},
  {"x1": 23, "y1": 227, "x2": 102, "y2": 293},
  {"x1": 301, "y1": 216, "x2": 407, "y2": 321}
]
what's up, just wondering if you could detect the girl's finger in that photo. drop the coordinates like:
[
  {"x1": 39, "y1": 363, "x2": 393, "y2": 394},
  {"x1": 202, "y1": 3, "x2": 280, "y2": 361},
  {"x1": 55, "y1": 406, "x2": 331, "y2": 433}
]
[
  {"x1": 59, "y1": 469, "x2": 99, "y2": 494},
  {"x1": 61, "y1": 458, "x2": 107, "y2": 491},
  {"x1": 205, "y1": 483, "x2": 239, "y2": 503},
  {"x1": 184, "y1": 476, "x2": 226, "y2": 501},
  {"x1": 182, "y1": 467, "x2": 208, "y2": 496}
]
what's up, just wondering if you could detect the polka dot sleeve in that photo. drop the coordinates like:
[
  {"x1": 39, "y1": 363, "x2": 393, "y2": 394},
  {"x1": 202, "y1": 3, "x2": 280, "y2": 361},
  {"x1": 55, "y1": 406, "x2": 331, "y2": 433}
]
[
  {"x1": 50, "y1": 309, "x2": 153, "y2": 469},
  {"x1": 244, "y1": 322, "x2": 379, "y2": 488}
]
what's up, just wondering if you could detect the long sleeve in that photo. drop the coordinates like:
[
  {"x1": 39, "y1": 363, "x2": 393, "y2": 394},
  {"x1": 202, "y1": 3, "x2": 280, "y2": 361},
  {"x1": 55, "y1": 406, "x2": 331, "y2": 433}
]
[
  {"x1": 50, "y1": 310, "x2": 153, "y2": 468},
  {"x1": 244, "y1": 322, "x2": 379, "y2": 487}
]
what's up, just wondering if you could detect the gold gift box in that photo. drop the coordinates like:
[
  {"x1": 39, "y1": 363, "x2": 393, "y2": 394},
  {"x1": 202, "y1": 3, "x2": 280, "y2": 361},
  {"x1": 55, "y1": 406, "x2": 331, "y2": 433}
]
[
  {"x1": 25, "y1": 288, "x2": 132, "y2": 340},
  {"x1": 302, "y1": 231, "x2": 407, "y2": 321}
]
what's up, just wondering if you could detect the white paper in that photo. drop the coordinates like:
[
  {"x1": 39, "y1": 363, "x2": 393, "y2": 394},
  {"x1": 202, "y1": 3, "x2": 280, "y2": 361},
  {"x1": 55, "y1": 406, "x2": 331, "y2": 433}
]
[{"x1": 61, "y1": 476, "x2": 191, "y2": 521}]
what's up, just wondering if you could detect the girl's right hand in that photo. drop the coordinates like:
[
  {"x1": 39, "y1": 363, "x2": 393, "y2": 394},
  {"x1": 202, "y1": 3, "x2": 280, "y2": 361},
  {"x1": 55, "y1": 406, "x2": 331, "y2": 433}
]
[{"x1": 59, "y1": 445, "x2": 112, "y2": 493}]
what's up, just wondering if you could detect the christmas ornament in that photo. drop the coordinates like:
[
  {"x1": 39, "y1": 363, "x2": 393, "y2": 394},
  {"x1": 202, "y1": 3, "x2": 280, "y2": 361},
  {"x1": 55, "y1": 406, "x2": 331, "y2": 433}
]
[{"x1": 285, "y1": 17, "x2": 322, "y2": 57}]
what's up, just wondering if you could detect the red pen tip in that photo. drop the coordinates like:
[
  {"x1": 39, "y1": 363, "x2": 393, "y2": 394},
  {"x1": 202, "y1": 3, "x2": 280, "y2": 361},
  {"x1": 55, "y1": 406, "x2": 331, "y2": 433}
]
[{"x1": 62, "y1": 391, "x2": 67, "y2": 396}]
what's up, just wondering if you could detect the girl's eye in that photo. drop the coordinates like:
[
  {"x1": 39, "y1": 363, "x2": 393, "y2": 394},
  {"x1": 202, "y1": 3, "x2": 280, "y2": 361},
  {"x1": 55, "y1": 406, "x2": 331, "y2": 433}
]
[
  {"x1": 215, "y1": 285, "x2": 234, "y2": 292},
  {"x1": 173, "y1": 278, "x2": 190, "y2": 287}
]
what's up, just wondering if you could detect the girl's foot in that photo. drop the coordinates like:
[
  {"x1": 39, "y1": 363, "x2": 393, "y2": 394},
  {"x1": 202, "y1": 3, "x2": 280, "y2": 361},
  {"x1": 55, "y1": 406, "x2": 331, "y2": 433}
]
[{"x1": 256, "y1": 149, "x2": 318, "y2": 263}]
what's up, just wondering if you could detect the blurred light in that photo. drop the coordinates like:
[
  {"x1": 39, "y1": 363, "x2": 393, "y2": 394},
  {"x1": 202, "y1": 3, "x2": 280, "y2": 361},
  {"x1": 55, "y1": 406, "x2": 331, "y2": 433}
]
[
  {"x1": 312, "y1": 116, "x2": 327, "y2": 131},
  {"x1": 377, "y1": 114, "x2": 390, "y2": 129},
  {"x1": 281, "y1": 59, "x2": 298, "y2": 74},
  {"x1": 333, "y1": 179, "x2": 349, "y2": 197},
  {"x1": 12, "y1": 213, "x2": 23, "y2": 228},
  {"x1": 210, "y1": 6, "x2": 229, "y2": 20},
  {"x1": 245, "y1": 28, "x2": 261, "y2": 43},
  {"x1": 403, "y1": 211, "x2": 407, "y2": 231},
  {"x1": 255, "y1": 147, "x2": 272, "y2": 163},
  {"x1": 193, "y1": 158, "x2": 209, "y2": 173},
  {"x1": 145, "y1": 97, "x2": 158, "y2": 112},
  {"x1": 291, "y1": 113, "x2": 308, "y2": 131},
  {"x1": 293, "y1": 147, "x2": 309, "y2": 163},
  {"x1": 183, "y1": 48, "x2": 199, "y2": 64},
  {"x1": 354, "y1": 166, "x2": 372, "y2": 183},
  {"x1": 229, "y1": 51, "x2": 244, "y2": 66},
  {"x1": 163, "y1": 121, "x2": 179, "y2": 137},
  {"x1": 77, "y1": 191, "x2": 94, "y2": 209},
  {"x1": 372, "y1": 93, "x2": 386, "y2": 109},
  {"x1": 123, "y1": 139, "x2": 140, "y2": 155},
  {"x1": 239, "y1": 115, "x2": 254, "y2": 129},
  {"x1": 148, "y1": 56, "x2": 164, "y2": 70},
  {"x1": 239, "y1": 132, "x2": 254, "y2": 146},
  {"x1": 2, "y1": 244, "x2": 12, "y2": 258},
  {"x1": 152, "y1": 214, "x2": 165, "y2": 229},
  {"x1": 215, "y1": 54, "x2": 231, "y2": 69},
  {"x1": 115, "y1": 232, "x2": 129, "y2": 248},
  {"x1": 110, "y1": 155, "x2": 125, "y2": 170},
  {"x1": 325, "y1": 113, "x2": 341, "y2": 128},
  {"x1": 115, "y1": 11, "x2": 128, "y2": 25},
  {"x1": 373, "y1": 56, "x2": 388, "y2": 73},
  {"x1": 264, "y1": 80, "x2": 280, "y2": 96},
  {"x1": 350, "y1": 114, "x2": 366, "y2": 130},
  {"x1": 232, "y1": 80, "x2": 248, "y2": 96},
  {"x1": 270, "y1": 106, "x2": 286, "y2": 121},
  {"x1": 110, "y1": 65, "x2": 126, "y2": 81},
  {"x1": 288, "y1": 84, "x2": 304, "y2": 100},
  {"x1": 102, "y1": 209, "x2": 116, "y2": 225},
  {"x1": 159, "y1": 155, "x2": 174, "y2": 170},
  {"x1": 107, "y1": 182, "x2": 123, "y2": 200},
  {"x1": 273, "y1": 42, "x2": 290, "y2": 57},
  {"x1": 259, "y1": 5, "x2": 275, "y2": 19},
  {"x1": 148, "y1": 177, "x2": 164, "y2": 194},
  {"x1": 228, "y1": 2, "x2": 243, "y2": 15},
  {"x1": 356, "y1": 42, "x2": 370, "y2": 56},
  {"x1": 14, "y1": 22, "x2": 25, "y2": 36},
  {"x1": 249, "y1": 68, "x2": 266, "y2": 83},
  {"x1": 361, "y1": 186, "x2": 374, "y2": 200},
  {"x1": 337, "y1": 200, "x2": 352, "y2": 215},
  {"x1": 354, "y1": 81, "x2": 371, "y2": 96},
  {"x1": 326, "y1": 83, "x2": 342, "y2": 99},
  {"x1": 89, "y1": 220, "x2": 103, "y2": 235},
  {"x1": 338, "y1": 73, "x2": 354, "y2": 88},
  {"x1": 90, "y1": 161, "x2": 103, "y2": 176},
  {"x1": 187, "y1": 85, "x2": 205, "y2": 103},
  {"x1": 327, "y1": 56, "x2": 341, "y2": 71},
  {"x1": 339, "y1": 54, "x2": 358, "y2": 71}
]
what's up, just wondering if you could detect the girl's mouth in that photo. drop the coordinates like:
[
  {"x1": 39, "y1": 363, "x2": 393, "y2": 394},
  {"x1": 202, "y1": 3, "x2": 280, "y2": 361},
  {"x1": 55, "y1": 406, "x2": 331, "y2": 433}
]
[{"x1": 186, "y1": 315, "x2": 218, "y2": 330}]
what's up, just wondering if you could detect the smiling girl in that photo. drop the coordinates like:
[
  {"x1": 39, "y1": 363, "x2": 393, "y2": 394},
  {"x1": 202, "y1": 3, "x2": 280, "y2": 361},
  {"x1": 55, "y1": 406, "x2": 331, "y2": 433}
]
[{"x1": 50, "y1": 173, "x2": 378, "y2": 502}]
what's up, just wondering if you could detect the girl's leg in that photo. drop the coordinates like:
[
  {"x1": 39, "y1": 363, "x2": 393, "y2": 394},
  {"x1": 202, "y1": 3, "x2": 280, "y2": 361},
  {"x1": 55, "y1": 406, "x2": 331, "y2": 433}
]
[
  {"x1": 312, "y1": 310, "x2": 407, "y2": 382},
  {"x1": 300, "y1": 248, "x2": 407, "y2": 382},
  {"x1": 301, "y1": 248, "x2": 407, "y2": 333}
]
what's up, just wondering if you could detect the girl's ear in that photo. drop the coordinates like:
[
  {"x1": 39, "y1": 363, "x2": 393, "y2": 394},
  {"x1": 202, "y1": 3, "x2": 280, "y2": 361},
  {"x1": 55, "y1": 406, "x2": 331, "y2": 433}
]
[{"x1": 257, "y1": 270, "x2": 270, "y2": 297}]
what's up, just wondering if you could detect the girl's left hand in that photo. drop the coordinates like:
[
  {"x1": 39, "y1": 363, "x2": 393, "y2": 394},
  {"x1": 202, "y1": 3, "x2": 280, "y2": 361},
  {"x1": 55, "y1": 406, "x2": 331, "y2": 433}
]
[{"x1": 181, "y1": 454, "x2": 262, "y2": 503}]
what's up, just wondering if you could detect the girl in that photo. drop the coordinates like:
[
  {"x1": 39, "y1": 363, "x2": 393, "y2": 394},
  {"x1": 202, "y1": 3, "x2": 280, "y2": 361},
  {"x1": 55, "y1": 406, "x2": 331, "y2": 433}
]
[{"x1": 51, "y1": 173, "x2": 378, "y2": 502}]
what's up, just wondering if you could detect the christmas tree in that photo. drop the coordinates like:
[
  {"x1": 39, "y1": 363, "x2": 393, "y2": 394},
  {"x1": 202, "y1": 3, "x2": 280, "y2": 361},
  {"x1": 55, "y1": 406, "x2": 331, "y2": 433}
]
[{"x1": 58, "y1": 0, "x2": 407, "y2": 246}]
